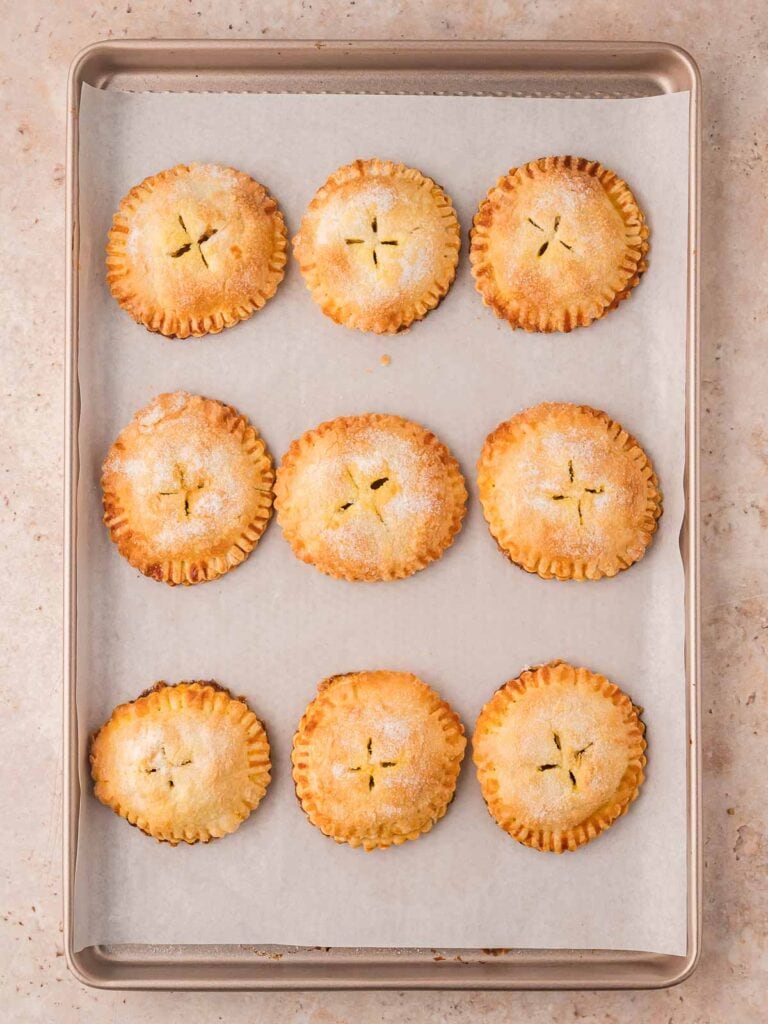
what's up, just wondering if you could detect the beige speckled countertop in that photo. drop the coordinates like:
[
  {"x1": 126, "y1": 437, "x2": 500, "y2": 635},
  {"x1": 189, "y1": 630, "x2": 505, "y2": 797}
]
[{"x1": 1, "y1": 1, "x2": 766, "y2": 1020}]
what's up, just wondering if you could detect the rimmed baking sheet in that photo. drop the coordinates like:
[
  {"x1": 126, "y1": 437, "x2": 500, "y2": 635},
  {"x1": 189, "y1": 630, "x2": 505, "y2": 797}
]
[{"x1": 65, "y1": 40, "x2": 700, "y2": 989}]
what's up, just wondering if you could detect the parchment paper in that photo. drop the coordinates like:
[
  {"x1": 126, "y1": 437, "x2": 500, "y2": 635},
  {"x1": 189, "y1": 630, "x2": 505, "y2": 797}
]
[{"x1": 74, "y1": 85, "x2": 689, "y2": 955}]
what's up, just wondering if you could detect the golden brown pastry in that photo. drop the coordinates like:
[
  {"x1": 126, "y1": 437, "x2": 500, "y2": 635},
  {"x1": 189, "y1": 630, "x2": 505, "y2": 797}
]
[
  {"x1": 106, "y1": 163, "x2": 287, "y2": 338},
  {"x1": 102, "y1": 391, "x2": 274, "y2": 585},
  {"x1": 293, "y1": 158, "x2": 460, "y2": 333},
  {"x1": 470, "y1": 155, "x2": 649, "y2": 332},
  {"x1": 90, "y1": 681, "x2": 271, "y2": 845},
  {"x1": 292, "y1": 670, "x2": 466, "y2": 850},
  {"x1": 473, "y1": 661, "x2": 646, "y2": 852},
  {"x1": 477, "y1": 402, "x2": 662, "y2": 580},
  {"x1": 274, "y1": 413, "x2": 467, "y2": 581}
]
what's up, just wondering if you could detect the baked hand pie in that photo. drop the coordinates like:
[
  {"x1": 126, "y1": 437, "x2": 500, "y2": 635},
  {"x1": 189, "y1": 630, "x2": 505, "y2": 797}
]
[
  {"x1": 292, "y1": 158, "x2": 461, "y2": 334},
  {"x1": 292, "y1": 670, "x2": 466, "y2": 850},
  {"x1": 106, "y1": 163, "x2": 287, "y2": 338},
  {"x1": 470, "y1": 155, "x2": 649, "y2": 332},
  {"x1": 473, "y1": 661, "x2": 646, "y2": 853},
  {"x1": 102, "y1": 391, "x2": 274, "y2": 586},
  {"x1": 90, "y1": 681, "x2": 271, "y2": 845},
  {"x1": 477, "y1": 402, "x2": 662, "y2": 580},
  {"x1": 274, "y1": 413, "x2": 467, "y2": 581}
]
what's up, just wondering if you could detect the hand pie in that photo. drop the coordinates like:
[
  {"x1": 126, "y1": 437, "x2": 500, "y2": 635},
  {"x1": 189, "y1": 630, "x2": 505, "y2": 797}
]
[
  {"x1": 477, "y1": 402, "x2": 662, "y2": 580},
  {"x1": 106, "y1": 163, "x2": 287, "y2": 338},
  {"x1": 90, "y1": 681, "x2": 271, "y2": 845},
  {"x1": 275, "y1": 413, "x2": 467, "y2": 581},
  {"x1": 470, "y1": 155, "x2": 649, "y2": 332},
  {"x1": 102, "y1": 391, "x2": 274, "y2": 586},
  {"x1": 292, "y1": 670, "x2": 466, "y2": 850},
  {"x1": 293, "y1": 158, "x2": 461, "y2": 333},
  {"x1": 473, "y1": 661, "x2": 646, "y2": 852}
]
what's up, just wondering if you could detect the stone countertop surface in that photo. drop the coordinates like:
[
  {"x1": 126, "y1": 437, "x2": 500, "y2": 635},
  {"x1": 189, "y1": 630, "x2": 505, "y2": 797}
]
[{"x1": 1, "y1": 1, "x2": 765, "y2": 1021}]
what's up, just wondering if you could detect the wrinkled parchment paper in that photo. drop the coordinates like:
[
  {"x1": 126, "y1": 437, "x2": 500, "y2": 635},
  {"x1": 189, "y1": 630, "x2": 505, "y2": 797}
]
[{"x1": 74, "y1": 85, "x2": 689, "y2": 954}]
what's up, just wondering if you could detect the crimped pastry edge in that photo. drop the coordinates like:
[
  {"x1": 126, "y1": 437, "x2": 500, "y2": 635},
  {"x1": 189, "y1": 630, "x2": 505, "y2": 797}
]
[
  {"x1": 106, "y1": 163, "x2": 288, "y2": 339},
  {"x1": 292, "y1": 158, "x2": 461, "y2": 335},
  {"x1": 472, "y1": 661, "x2": 646, "y2": 853},
  {"x1": 274, "y1": 412, "x2": 468, "y2": 581},
  {"x1": 477, "y1": 401, "x2": 663, "y2": 581},
  {"x1": 89, "y1": 680, "x2": 272, "y2": 846},
  {"x1": 469, "y1": 155, "x2": 650, "y2": 333},
  {"x1": 102, "y1": 392, "x2": 275, "y2": 586},
  {"x1": 291, "y1": 670, "x2": 467, "y2": 850}
]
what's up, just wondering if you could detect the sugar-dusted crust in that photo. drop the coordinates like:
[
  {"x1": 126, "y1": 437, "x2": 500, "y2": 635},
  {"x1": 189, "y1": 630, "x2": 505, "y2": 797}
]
[
  {"x1": 473, "y1": 661, "x2": 646, "y2": 853},
  {"x1": 274, "y1": 413, "x2": 467, "y2": 581},
  {"x1": 292, "y1": 670, "x2": 466, "y2": 850},
  {"x1": 477, "y1": 402, "x2": 662, "y2": 581},
  {"x1": 106, "y1": 163, "x2": 287, "y2": 339},
  {"x1": 470, "y1": 155, "x2": 649, "y2": 333},
  {"x1": 90, "y1": 681, "x2": 271, "y2": 845},
  {"x1": 102, "y1": 391, "x2": 274, "y2": 586},
  {"x1": 292, "y1": 158, "x2": 461, "y2": 334}
]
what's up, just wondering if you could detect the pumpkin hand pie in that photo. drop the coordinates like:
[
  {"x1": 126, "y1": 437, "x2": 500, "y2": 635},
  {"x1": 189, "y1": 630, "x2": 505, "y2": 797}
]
[
  {"x1": 470, "y1": 155, "x2": 649, "y2": 332},
  {"x1": 293, "y1": 158, "x2": 461, "y2": 334},
  {"x1": 90, "y1": 681, "x2": 271, "y2": 845},
  {"x1": 275, "y1": 413, "x2": 467, "y2": 581},
  {"x1": 106, "y1": 163, "x2": 287, "y2": 338},
  {"x1": 473, "y1": 661, "x2": 646, "y2": 853},
  {"x1": 292, "y1": 670, "x2": 466, "y2": 850},
  {"x1": 102, "y1": 391, "x2": 274, "y2": 586},
  {"x1": 477, "y1": 402, "x2": 662, "y2": 580}
]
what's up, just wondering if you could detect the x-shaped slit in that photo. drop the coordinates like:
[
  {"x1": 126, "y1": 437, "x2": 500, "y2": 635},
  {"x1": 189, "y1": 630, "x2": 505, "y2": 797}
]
[
  {"x1": 169, "y1": 214, "x2": 219, "y2": 268},
  {"x1": 336, "y1": 468, "x2": 391, "y2": 522},
  {"x1": 527, "y1": 214, "x2": 575, "y2": 256},
  {"x1": 158, "y1": 465, "x2": 205, "y2": 517},
  {"x1": 144, "y1": 746, "x2": 193, "y2": 788},
  {"x1": 348, "y1": 736, "x2": 398, "y2": 791},
  {"x1": 537, "y1": 733, "x2": 593, "y2": 788},
  {"x1": 551, "y1": 460, "x2": 605, "y2": 526},
  {"x1": 345, "y1": 215, "x2": 399, "y2": 267}
]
